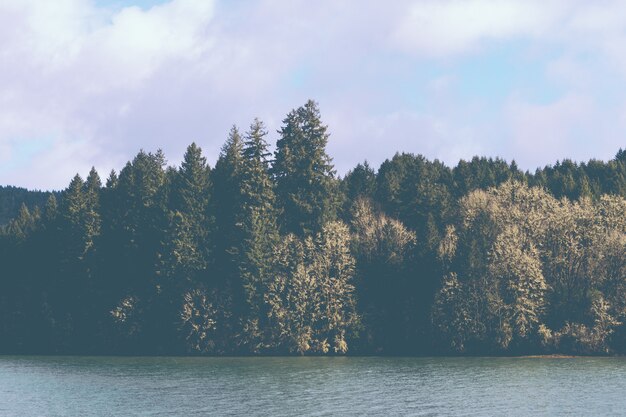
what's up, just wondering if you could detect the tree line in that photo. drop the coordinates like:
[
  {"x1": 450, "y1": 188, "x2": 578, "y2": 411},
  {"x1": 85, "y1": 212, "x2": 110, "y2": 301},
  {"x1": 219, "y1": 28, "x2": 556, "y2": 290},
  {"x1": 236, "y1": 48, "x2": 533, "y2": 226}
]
[
  {"x1": 1, "y1": 100, "x2": 625, "y2": 355},
  {"x1": 0, "y1": 186, "x2": 53, "y2": 225}
]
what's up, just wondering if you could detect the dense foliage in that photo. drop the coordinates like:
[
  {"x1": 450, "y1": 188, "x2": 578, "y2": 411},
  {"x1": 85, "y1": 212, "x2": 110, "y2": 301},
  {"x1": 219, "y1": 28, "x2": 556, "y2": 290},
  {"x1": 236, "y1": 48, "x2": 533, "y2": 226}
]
[
  {"x1": 0, "y1": 186, "x2": 53, "y2": 225},
  {"x1": 1, "y1": 100, "x2": 625, "y2": 355}
]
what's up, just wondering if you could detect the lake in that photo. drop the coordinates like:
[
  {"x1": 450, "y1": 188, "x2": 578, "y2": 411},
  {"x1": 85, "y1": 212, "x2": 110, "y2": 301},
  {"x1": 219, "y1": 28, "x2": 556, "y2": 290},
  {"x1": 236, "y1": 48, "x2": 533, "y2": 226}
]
[{"x1": 0, "y1": 356, "x2": 625, "y2": 416}]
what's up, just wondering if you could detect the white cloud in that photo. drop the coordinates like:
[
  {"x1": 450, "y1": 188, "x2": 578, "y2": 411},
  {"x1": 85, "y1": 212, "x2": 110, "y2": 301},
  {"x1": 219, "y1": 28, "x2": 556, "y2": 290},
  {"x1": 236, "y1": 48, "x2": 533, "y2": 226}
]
[
  {"x1": 502, "y1": 94, "x2": 625, "y2": 168},
  {"x1": 0, "y1": 0, "x2": 217, "y2": 189},
  {"x1": 505, "y1": 94, "x2": 591, "y2": 161},
  {"x1": 325, "y1": 97, "x2": 487, "y2": 174},
  {"x1": 2, "y1": 0, "x2": 626, "y2": 189},
  {"x1": 391, "y1": 0, "x2": 563, "y2": 57}
]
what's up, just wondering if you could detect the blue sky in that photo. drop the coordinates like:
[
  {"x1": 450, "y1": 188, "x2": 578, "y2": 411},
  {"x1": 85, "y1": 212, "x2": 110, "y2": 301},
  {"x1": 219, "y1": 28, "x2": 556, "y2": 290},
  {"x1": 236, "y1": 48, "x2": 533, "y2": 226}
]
[{"x1": 1, "y1": 0, "x2": 625, "y2": 189}]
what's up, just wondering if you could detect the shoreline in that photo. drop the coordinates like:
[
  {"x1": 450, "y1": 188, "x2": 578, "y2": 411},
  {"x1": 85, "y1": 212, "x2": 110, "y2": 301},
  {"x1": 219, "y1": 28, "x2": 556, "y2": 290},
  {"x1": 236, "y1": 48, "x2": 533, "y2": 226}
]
[{"x1": 0, "y1": 353, "x2": 621, "y2": 359}]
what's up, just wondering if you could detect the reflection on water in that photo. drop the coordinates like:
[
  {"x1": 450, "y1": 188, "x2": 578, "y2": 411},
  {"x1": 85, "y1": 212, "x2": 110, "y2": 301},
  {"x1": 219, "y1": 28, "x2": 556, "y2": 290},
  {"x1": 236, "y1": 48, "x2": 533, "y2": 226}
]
[{"x1": 0, "y1": 356, "x2": 624, "y2": 416}]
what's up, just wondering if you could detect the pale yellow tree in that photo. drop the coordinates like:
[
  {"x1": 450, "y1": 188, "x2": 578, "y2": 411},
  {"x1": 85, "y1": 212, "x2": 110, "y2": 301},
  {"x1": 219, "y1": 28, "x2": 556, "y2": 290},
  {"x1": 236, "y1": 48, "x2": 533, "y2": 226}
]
[
  {"x1": 435, "y1": 181, "x2": 626, "y2": 353},
  {"x1": 265, "y1": 221, "x2": 359, "y2": 354},
  {"x1": 434, "y1": 181, "x2": 552, "y2": 352}
]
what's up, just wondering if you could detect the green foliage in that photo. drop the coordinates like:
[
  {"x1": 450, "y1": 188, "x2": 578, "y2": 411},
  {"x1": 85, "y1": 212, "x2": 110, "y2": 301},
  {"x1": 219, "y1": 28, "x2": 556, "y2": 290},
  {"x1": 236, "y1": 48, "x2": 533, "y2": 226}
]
[
  {"x1": 266, "y1": 221, "x2": 359, "y2": 354},
  {"x1": 0, "y1": 186, "x2": 52, "y2": 226},
  {"x1": 350, "y1": 198, "x2": 416, "y2": 352},
  {"x1": 0, "y1": 102, "x2": 624, "y2": 356},
  {"x1": 179, "y1": 288, "x2": 219, "y2": 353},
  {"x1": 434, "y1": 181, "x2": 626, "y2": 354},
  {"x1": 170, "y1": 143, "x2": 212, "y2": 247},
  {"x1": 339, "y1": 161, "x2": 377, "y2": 219},
  {"x1": 434, "y1": 183, "x2": 553, "y2": 352},
  {"x1": 160, "y1": 143, "x2": 212, "y2": 286},
  {"x1": 211, "y1": 126, "x2": 245, "y2": 283},
  {"x1": 272, "y1": 100, "x2": 338, "y2": 236},
  {"x1": 235, "y1": 119, "x2": 280, "y2": 352}
]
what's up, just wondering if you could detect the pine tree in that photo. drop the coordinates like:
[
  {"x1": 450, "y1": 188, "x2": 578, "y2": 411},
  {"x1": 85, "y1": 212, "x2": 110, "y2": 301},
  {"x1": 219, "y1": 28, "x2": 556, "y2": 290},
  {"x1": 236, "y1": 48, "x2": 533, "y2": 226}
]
[
  {"x1": 212, "y1": 127, "x2": 245, "y2": 282},
  {"x1": 5, "y1": 204, "x2": 37, "y2": 242},
  {"x1": 109, "y1": 150, "x2": 168, "y2": 352},
  {"x1": 209, "y1": 127, "x2": 246, "y2": 349},
  {"x1": 272, "y1": 100, "x2": 338, "y2": 236},
  {"x1": 158, "y1": 144, "x2": 212, "y2": 353},
  {"x1": 236, "y1": 118, "x2": 280, "y2": 352},
  {"x1": 43, "y1": 194, "x2": 58, "y2": 224},
  {"x1": 340, "y1": 161, "x2": 376, "y2": 219},
  {"x1": 171, "y1": 143, "x2": 211, "y2": 241},
  {"x1": 164, "y1": 142, "x2": 211, "y2": 286},
  {"x1": 62, "y1": 174, "x2": 87, "y2": 259},
  {"x1": 83, "y1": 168, "x2": 102, "y2": 255},
  {"x1": 51, "y1": 174, "x2": 89, "y2": 351}
]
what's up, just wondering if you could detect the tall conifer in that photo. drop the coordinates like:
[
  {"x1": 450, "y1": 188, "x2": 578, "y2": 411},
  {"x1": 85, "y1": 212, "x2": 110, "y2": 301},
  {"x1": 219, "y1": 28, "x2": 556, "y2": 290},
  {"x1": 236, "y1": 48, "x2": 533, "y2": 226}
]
[
  {"x1": 236, "y1": 118, "x2": 279, "y2": 352},
  {"x1": 272, "y1": 100, "x2": 337, "y2": 236}
]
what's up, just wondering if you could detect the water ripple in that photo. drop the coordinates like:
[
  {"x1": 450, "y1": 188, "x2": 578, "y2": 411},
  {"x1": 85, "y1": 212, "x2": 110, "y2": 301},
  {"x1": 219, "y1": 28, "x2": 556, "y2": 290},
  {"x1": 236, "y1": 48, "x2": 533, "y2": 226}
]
[{"x1": 1, "y1": 356, "x2": 625, "y2": 416}]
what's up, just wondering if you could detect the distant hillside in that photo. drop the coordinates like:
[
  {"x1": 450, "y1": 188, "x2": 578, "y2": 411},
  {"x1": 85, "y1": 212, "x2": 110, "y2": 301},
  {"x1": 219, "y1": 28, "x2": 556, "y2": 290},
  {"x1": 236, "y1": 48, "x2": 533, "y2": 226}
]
[{"x1": 0, "y1": 186, "x2": 54, "y2": 225}]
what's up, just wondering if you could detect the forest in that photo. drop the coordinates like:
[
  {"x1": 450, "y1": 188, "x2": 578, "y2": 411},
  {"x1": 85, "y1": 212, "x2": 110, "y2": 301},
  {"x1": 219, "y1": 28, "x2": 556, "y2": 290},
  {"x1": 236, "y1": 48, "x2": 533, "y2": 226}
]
[{"x1": 1, "y1": 100, "x2": 625, "y2": 356}]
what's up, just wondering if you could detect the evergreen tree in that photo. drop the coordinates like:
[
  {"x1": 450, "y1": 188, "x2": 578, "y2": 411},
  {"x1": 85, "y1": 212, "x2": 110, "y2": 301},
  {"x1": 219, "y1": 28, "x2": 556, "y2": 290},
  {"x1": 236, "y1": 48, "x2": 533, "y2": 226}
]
[
  {"x1": 43, "y1": 194, "x2": 59, "y2": 224},
  {"x1": 0, "y1": 203, "x2": 41, "y2": 352},
  {"x1": 52, "y1": 174, "x2": 92, "y2": 351},
  {"x1": 236, "y1": 118, "x2": 279, "y2": 352},
  {"x1": 340, "y1": 161, "x2": 377, "y2": 219},
  {"x1": 0, "y1": 103, "x2": 624, "y2": 357},
  {"x1": 170, "y1": 143, "x2": 211, "y2": 252},
  {"x1": 210, "y1": 127, "x2": 246, "y2": 348},
  {"x1": 81, "y1": 168, "x2": 103, "y2": 347},
  {"x1": 83, "y1": 168, "x2": 102, "y2": 256},
  {"x1": 61, "y1": 174, "x2": 87, "y2": 259},
  {"x1": 272, "y1": 100, "x2": 338, "y2": 236},
  {"x1": 109, "y1": 150, "x2": 168, "y2": 353},
  {"x1": 156, "y1": 144, "x2": 214, "y2": 353},
  {"x1": 160, "y1": 142, "x2": 211, "y2": 291},
  {"x1": 5, "y1": 204, "x2": 38, "y2": 242},
  {"x1": 212, "y1": 126, "x2": 245, "y2": 281}
]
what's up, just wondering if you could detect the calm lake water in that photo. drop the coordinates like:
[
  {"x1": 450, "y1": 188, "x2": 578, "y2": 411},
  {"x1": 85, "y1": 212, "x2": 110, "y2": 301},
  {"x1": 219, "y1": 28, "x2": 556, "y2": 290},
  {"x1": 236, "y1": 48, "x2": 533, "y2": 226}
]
[{"x1": 1, "y1": 356, "x2": 625, "y2": 416}]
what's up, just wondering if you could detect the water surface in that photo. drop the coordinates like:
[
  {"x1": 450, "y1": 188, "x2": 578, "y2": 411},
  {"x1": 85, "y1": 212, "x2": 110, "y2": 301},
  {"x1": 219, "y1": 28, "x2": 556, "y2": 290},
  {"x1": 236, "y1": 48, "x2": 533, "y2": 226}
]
[{"x1": 0, "y1": 356, "x2": 624, "y2": 416}]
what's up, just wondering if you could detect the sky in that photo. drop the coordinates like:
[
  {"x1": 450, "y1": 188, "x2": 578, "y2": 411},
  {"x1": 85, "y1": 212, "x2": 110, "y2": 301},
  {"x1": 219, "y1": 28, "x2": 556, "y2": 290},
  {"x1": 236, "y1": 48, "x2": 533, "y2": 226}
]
[{"x1": 1, "y1": 0, "x2": 625, "y2": 190}]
